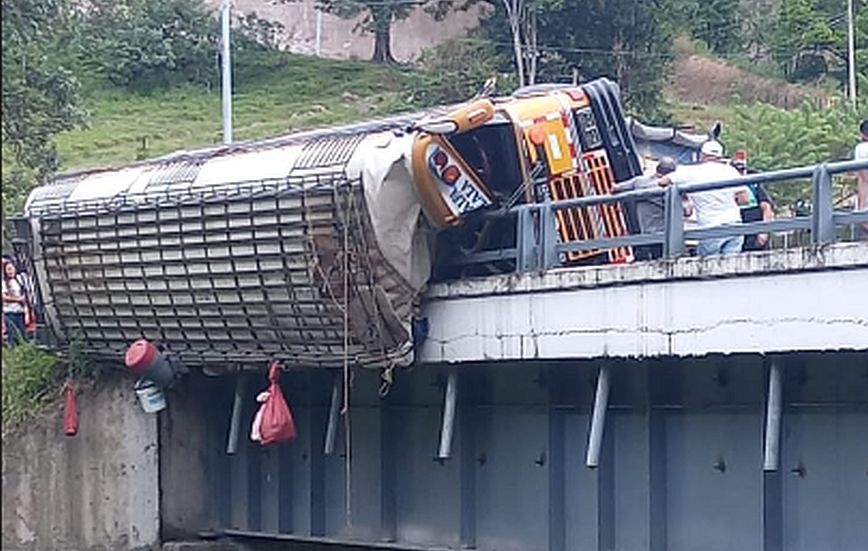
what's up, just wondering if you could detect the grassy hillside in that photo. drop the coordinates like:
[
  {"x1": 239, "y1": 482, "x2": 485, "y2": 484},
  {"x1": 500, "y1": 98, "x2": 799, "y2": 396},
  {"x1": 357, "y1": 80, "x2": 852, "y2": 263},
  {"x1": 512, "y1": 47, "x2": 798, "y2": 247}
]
[
  {"x1": 56, "y1": 50, "x2": 859, "y2": 182},
  {"x1": 56, "y1": 54, "x2": 418, "y2": 171}
]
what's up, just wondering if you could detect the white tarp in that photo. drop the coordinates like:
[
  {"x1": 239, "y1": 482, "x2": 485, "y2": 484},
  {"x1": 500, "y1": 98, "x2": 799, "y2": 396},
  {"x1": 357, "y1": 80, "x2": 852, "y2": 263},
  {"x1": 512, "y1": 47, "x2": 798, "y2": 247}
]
[{"x1": 346, "y1": 131, "x2": 432, "y2": 294}]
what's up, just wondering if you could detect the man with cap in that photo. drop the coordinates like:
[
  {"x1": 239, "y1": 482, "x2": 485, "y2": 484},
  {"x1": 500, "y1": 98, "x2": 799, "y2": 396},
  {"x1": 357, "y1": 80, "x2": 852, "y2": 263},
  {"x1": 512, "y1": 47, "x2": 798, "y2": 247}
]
[
  {"x1": 855, "y1": 119, "x2": 868, "y2": 238},
  {"x1": 662, "y1": 140, "x2": 749, "y2": 256},
  {"x1": 612, "y1": 156, "x2": 677, "y2": 260}
]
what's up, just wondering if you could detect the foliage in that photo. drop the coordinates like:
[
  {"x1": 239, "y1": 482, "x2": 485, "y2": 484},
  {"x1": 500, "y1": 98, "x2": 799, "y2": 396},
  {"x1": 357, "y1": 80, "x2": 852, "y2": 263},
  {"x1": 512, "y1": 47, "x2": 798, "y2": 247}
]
[
  {"x1": 723, "y1": 100, "x2": 864, "y2": 207},
  {"x1": 77, "y1": 0, "x2": 218, "y2": 89},
  {"x1": 1, "y1": 341, "x2": 60, "y2": 433},
  {"x1": 1, "y1": 337, "x2": 106, "y2": 434},
  {"x1": 513, "y1": 0, "x2": 675, "y2": 118},
  {"x1": 455, "y1": 0, "x2": 564, "y2": 87},
  {"x1": 690, "y1": 0, "x2": 743, "y2": 54},
  {"x1": 69, "y1": 0, "x2": 286, "y2": 91},
  {"x1": 740, "y1": 0, "x2": 780, "y2": 57},
  {"x1": 284, "y1": 0, "x2": 434, "y2": 63},
  {"x1": 2, "y1": 0, "x2": 85, "y2": 215},
  {"x1": 769, "y1": 0, "x2": 868, "y2": 86},
  {"x1": 409, "y1": 36, "x2": 514, "y2": 104},
  {"x1": 771, "y1": 0, "x2": 838, "y2": 81}
]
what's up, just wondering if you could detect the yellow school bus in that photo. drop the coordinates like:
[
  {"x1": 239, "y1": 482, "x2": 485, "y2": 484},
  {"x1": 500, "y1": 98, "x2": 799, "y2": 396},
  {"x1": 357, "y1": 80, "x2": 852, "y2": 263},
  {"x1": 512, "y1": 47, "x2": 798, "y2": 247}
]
[{"x1": 15, "y1": 78, "x2": 641, "y2": 369}]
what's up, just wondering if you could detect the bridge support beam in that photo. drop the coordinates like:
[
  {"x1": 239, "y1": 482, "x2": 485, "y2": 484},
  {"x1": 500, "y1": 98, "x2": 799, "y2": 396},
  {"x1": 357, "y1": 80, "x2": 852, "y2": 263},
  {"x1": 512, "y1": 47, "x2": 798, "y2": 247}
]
[
  {"x1": 437, "y1": 370, "x2": 458, "y2": 460},
  {"x1": 586, "y1": 363, "x2": 611, "y2": 469},
  {"x1": 763, "y1": 360, "x2": 783, "y2": 472},
  {"x1": 226, "y1": 373, "x2": 246, "y2": 455},
  {"x1": 324, "y1": 374, "x2": 341, "y2": 456}
]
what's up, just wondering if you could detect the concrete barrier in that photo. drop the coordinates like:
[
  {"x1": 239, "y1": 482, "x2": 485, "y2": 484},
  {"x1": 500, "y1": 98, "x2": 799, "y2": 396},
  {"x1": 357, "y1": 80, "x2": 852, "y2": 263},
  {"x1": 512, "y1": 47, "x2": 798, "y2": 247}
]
[{"x1": 1, "y1": 374, "x2": 159, "y2": 551}]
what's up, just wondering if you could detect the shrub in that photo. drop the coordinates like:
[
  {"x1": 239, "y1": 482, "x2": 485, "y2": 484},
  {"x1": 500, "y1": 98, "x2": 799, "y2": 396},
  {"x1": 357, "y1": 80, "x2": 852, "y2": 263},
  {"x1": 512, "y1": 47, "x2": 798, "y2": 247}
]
[
  {"x1": 1, "y1": 338, "x2": 100, "y2": 435},
  {"x1": 408, "y1": 37, "x2": 513, "y2": 106},
  {"x1": 2, "y1": 342, "x2": 61, "y2": 433},
  {"x1": 73, "y1": 0, "x2": 286, "y2": 91},
  {"x1": 724, "y1": 100, "x2": 864, "y2": 208}
]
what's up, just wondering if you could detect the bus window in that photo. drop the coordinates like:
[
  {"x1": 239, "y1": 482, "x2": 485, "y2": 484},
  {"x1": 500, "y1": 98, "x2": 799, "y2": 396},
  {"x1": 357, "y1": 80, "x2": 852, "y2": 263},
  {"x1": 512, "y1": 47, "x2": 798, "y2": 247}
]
[{"x1": 445, "y1": 122, "x2": 523, "y2": 203}]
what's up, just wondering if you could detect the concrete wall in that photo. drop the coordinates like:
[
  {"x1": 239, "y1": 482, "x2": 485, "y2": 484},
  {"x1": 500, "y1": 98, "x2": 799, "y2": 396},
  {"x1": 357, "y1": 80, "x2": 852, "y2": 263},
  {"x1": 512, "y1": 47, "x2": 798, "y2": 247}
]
[
  {"x1": 160, "y1": 372, "x2": 222, "y2": 541},
  {"x1": 1, "y1": 374, "x2": 159, "y2": 551},
  {"x1": 207, "y1": 0, "x2": 484, "y2": 62}
]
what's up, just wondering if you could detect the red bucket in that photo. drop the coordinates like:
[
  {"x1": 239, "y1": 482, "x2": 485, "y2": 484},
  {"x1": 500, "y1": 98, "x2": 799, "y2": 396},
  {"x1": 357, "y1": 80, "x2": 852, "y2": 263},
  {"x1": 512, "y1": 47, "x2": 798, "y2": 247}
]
[{"x1": 125, "y1": 339, "x2": 174, "y2": 387}]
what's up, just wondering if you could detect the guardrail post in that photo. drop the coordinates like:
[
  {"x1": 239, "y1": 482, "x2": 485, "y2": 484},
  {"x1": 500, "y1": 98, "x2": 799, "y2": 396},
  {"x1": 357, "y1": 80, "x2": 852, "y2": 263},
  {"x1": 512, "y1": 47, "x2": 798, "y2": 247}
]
[
  {"x1": 811, "y1": 163, "x2": 835, "y2": 244},
  {"x1": 542, "y1": 205, "x2": 559, "y2": 269},
  {"x1": 517, "y1": 207, "x2": 537, "y2": 272},
  {"x1": 664, "y1": 185, "x2": 684, "y2": 257}
]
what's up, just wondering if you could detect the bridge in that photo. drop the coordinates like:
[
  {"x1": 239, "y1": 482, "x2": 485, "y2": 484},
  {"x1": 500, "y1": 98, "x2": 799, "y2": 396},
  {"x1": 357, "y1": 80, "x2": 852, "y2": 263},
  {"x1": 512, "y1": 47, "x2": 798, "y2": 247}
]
[
  {"x1": 6, "y1": 159, "x2": 867, "y2": 551},
  {"x1": 420, "y1": 243, "x2": 868, "y2": 362},
  {"x1": 204, "y1": 160, "x2": 868, "y2": 551}
]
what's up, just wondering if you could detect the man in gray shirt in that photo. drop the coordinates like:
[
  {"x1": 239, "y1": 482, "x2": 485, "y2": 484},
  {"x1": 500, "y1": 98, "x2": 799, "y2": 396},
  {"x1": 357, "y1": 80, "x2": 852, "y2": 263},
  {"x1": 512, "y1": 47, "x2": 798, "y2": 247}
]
[{"x1": 612, "y1": 156, "x2": 677, "y2": 260}]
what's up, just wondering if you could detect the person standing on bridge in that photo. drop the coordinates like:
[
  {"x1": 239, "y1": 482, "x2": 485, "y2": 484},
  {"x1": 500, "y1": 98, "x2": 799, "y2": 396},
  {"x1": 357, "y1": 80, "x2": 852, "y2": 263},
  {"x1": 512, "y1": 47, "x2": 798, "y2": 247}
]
[
  {"x1": 855, "y1": 119, "x2": 868, "y2": 239},
  {"x1": 611, "y1": 156, "x2": 678, "y2": 260},
  {"x1": 731, "y1": 151, "x2": 775, "y2": 252},
  {"x1": 662, "y1": 140, "x2": 748, "y2": 256}
]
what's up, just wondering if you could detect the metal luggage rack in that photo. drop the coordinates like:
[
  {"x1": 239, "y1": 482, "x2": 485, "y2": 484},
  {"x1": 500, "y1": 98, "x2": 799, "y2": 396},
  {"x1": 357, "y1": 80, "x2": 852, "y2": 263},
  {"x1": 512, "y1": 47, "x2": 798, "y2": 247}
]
[
  {"x1": 25, "y1": 172, "x2": 349, "y2": 218},
  {"x1": 25, "y1": 173, "x2": 416, "y2": 369},
  {"x1": 438, "y1": 159, "x2": 868, "y2": 278}
]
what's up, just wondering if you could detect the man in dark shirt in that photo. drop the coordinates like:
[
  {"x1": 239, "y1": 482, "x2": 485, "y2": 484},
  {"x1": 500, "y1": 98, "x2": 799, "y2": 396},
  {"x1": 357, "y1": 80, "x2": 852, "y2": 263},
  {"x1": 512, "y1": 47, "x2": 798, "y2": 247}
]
[
  {"x1": 612, "y1": 156, "x2": 677, "y2": 260},
  {"x1": 739, "y1": 181, "x2": 774, "y2": 251}
]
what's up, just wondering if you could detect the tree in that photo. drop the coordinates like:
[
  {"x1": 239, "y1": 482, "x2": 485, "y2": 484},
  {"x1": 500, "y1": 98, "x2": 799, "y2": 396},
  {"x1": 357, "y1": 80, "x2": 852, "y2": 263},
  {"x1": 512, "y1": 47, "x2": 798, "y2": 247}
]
[
  {"x1": 2, "y1": 0, "x2": 85, "y2": 215},
  {"x1": 494, "y1": 0, "x2": 557, "y2": 86},
  {"x1": 741, "y1": 0, "x2": 779, "y2": 59},
  {"x1": 303, "y1": 0, "x2": 428, "y2": 64},
  {"x1": 73, "y1": 0, "x2": 220, "y2": 89},
  {"x1": 477, "y1": 0, "x2": 675, "y2": 117},
  {"x1": 771, "y1": 0, "x2": 839, "y2": 81},
  {"x1": 691, "y1": 0, "x2": 742, "y2": 53}
]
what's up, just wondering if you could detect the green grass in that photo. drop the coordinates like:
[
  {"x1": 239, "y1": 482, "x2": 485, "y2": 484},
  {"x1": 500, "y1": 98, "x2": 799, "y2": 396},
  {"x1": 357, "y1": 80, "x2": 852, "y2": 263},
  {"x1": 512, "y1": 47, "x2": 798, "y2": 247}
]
[{"x1": 56, "y1": 54, "x2": 420, "y2": 171}]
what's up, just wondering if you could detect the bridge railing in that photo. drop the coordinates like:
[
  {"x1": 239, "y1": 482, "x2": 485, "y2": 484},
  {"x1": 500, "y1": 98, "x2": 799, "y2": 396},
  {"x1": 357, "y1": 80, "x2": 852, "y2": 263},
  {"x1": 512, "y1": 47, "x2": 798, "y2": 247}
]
[{"x1": 445, "y1": 158, "x2": 868, "y2": 274}]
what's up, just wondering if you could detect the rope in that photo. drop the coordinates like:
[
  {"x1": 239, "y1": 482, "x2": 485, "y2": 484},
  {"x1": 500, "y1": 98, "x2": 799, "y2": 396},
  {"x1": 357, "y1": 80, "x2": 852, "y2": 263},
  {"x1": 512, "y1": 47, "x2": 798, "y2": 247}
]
[
  {"x1": 379, "y1": 363, "x2": 395, "y2": 398},
  {"x1": 341, "y1": 187, "x2": 352, "y2": 530}
]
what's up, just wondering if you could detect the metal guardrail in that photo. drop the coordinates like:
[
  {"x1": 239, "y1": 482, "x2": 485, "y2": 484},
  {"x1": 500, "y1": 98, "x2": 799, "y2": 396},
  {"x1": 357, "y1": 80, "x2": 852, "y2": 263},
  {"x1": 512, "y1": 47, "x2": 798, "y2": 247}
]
[{"x1": 450, "y1": 158, "x2": 868, "y2": 273}]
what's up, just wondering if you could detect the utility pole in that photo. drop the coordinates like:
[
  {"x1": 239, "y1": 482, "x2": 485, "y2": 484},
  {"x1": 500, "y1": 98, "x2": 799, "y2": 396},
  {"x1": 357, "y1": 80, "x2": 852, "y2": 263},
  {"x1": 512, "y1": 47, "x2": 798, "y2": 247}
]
[
  {"x1": 315, "y1": 9, "x2": 323, "y2": 57},
  {"x1": 848, "y1": 0, "x2": 857, "y2": 106},
  {"x1": 221, "y1": 0, "x2": 233, "y2": 144}
]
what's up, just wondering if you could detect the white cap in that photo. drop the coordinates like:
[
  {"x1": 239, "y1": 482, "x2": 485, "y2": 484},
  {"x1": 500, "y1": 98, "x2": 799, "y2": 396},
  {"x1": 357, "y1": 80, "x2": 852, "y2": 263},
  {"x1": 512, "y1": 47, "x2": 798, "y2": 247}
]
[{"x1": 700, "y1": 140, "x2": 724, "y2": 157}]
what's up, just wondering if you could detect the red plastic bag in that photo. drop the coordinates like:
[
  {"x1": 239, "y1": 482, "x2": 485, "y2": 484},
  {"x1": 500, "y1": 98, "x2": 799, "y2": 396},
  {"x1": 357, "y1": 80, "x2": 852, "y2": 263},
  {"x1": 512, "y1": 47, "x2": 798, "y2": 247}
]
[
  {"x1": 63, "y1": 381, "x2": 79, "y2": 437},
  {"x1": 257, "y1": 361, "x2": 296, "y2": 445}
]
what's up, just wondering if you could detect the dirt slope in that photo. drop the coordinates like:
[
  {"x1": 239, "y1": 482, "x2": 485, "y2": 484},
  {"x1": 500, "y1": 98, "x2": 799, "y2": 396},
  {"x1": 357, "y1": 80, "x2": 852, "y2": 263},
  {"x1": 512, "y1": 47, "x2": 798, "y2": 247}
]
[{"x1": 669, "y1": 55, "x2": 831, "y2": 108}]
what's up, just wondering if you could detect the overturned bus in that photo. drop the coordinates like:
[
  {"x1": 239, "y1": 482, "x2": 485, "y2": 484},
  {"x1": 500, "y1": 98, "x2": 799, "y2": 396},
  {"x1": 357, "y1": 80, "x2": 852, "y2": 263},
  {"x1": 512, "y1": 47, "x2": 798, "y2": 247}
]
[{"x1": 14, "y1": 78, "x2": 643, "y2": 369}]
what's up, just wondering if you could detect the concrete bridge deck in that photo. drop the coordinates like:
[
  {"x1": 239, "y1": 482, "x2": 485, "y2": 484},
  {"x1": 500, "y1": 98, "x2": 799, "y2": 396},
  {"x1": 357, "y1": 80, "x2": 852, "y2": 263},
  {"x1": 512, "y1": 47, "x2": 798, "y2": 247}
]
[{"x1": 420, "y1": 243, "x2": 868, "y2": 364}]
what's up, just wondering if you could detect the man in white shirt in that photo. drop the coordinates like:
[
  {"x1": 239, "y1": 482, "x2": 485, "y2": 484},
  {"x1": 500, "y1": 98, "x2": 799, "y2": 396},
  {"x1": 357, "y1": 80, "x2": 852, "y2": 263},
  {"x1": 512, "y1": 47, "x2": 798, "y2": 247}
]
[
  {"x1": 855, "y1": 119, "x2": 868, "y2": 238},
  {"x1": 663, "y1": 140, "x2": 749, "y2": 255}
]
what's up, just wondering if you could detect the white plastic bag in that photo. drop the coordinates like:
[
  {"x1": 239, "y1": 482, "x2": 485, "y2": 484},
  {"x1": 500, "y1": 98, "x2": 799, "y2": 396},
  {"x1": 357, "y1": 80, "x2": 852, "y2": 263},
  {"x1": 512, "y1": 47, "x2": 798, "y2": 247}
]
[{"x1": 249, "y1": 390, "x2": 271, "y2": 442}]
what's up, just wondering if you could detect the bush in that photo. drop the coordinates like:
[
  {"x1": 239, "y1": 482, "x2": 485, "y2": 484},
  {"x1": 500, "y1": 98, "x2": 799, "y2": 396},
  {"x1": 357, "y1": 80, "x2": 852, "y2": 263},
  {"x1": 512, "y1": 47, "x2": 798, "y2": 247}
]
[
  {"x1": 408, "y1": 37, "x2": 513, "y2": 105},
  {"x1": 73, "y1": 0, "x2": 286, "y2": 91},
  {"x1": 1, "y1": 338, "x2": 100, "y2": 435},
  {"x1": 2, "y1": 342, "x2": 61, "y2": 433},
  {"x1": 724, "y1": 100, "x2": 864, "y2": 208}
]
